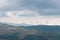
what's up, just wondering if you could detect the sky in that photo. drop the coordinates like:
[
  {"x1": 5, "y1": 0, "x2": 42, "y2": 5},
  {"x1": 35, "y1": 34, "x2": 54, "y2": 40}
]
[{"x1": 0, "y1": 0, "x2": 60, "y2": 25}]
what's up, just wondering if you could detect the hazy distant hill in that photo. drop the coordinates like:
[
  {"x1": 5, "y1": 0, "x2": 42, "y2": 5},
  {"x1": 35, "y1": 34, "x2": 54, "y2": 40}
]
[
  {"x1": 24, "y1": 25, "x2": 60, "y2": 31},
  {"x1": 0, "y1": 23, "x2": 60, "y2": 40}
]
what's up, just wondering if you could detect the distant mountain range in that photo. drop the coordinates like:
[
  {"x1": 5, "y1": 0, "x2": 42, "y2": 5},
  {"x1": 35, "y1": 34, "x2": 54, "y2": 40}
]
[
  {"x1": 0, "y1": 22, "x2": 33, "y2": 26},
  {"x1": 0, "y1": 22, "x2": 60, "y2": 26}
]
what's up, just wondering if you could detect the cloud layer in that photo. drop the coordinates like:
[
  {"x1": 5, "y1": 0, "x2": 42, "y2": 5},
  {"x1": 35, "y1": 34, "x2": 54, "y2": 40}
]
[
  {"x1": 0, "y1": 0, "x2": 60, "y2": 15},
  {"x1": 0, "y1": 0, "x2": 60, "y2": 25}
]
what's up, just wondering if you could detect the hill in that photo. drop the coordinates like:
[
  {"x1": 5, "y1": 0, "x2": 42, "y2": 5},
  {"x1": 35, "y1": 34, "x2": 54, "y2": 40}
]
[{"x1": 0, "y1": 23, "x2": 60, "y2": 40}]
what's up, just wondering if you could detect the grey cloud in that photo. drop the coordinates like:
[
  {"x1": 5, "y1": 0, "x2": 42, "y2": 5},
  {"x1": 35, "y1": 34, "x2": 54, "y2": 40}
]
[
  {"x1": 0, "y1": 0, "x2": 60, "y2": 16},
  {"x1": 0, "y1": 12, "x2": 7, "y2": 17},
  {"x1": 0, "y1": 0, "x2": 56, "y2": 11}
]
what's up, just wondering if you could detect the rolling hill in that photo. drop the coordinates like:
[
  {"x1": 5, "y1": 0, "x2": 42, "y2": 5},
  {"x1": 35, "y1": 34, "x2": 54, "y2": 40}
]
[{"x1": 0, "y1": 23, "x2": 60, "y2": 40}]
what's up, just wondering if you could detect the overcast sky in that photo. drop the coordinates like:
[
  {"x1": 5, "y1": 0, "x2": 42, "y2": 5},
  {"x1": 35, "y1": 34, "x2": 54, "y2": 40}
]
[{"x1": 0, "y1": 0, "x2": 60, "y2": 25}]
